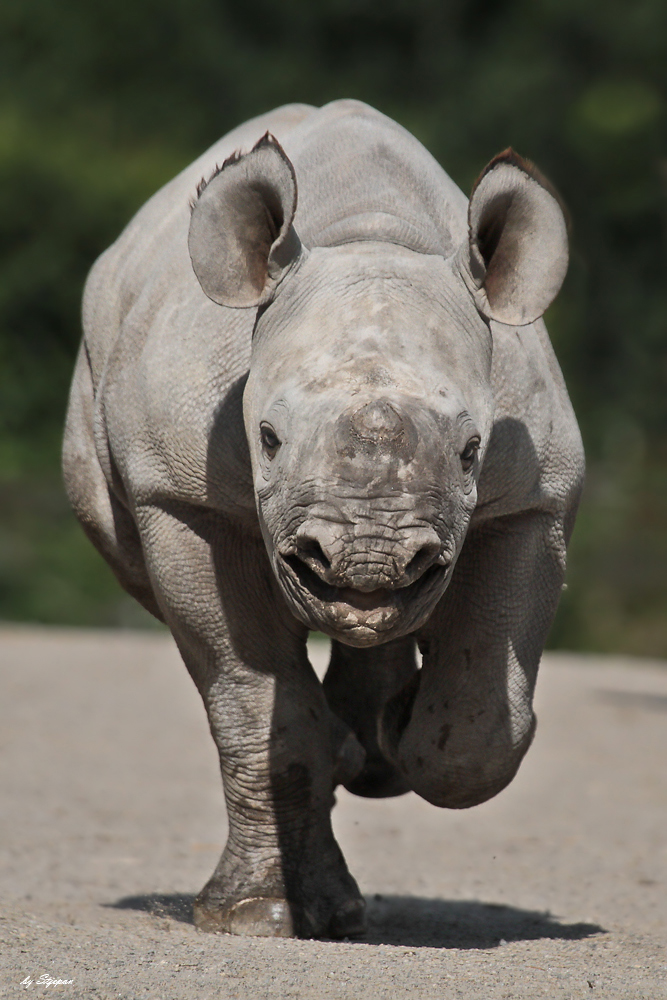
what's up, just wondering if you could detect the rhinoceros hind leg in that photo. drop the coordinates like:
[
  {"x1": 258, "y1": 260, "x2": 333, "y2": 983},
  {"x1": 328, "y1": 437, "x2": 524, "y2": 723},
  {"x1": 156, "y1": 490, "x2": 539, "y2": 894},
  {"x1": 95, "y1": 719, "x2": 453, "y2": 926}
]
[{"x1": 323, "y1": 636, "x2": 419, "y2": 798}]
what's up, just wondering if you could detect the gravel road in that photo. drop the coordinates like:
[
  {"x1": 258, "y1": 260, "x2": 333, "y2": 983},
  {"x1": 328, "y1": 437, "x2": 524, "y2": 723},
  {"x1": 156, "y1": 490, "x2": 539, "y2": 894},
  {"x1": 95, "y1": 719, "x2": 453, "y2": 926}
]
[{"x1": 1, "y1": 625, "x2": 666, "y2": 999}]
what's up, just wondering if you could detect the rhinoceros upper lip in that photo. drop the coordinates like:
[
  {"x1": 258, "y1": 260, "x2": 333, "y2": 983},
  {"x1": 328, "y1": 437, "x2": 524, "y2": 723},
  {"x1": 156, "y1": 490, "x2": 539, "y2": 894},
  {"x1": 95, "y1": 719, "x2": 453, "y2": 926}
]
[{"x1": 280, "y1": 553, "x2": 445, "y2": 611}]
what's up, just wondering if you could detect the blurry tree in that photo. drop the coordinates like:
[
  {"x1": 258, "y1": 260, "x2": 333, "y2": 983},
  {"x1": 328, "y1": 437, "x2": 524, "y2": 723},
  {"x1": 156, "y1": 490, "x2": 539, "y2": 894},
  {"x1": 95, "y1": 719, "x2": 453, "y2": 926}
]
[{"x1": 0, "y1": 0, "x2": 666, "y2": 650}]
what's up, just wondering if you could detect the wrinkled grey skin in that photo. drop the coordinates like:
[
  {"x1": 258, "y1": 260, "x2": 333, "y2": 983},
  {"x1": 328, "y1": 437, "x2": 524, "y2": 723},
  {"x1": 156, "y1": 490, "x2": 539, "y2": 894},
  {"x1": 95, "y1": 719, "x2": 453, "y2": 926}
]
[{"x1": 63, "y1": 100, "x2": 584, "y2": 940}]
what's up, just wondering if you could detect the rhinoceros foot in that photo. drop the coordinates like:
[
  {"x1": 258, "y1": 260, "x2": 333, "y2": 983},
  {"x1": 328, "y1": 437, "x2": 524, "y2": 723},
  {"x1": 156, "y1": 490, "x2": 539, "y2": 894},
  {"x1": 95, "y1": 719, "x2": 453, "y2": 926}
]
[
  {"x1": 193, "y1": 851, "x2": 367, "y2": 940},
  {"x1": 343, "y1": 753, "x2": 411, "y2": 798},
  {"x1": 193, "y1": 896, "x2": 296, "y2": 937},
  {"x1": 193, "y1": 892, "x2": 366, "y2": 939}
]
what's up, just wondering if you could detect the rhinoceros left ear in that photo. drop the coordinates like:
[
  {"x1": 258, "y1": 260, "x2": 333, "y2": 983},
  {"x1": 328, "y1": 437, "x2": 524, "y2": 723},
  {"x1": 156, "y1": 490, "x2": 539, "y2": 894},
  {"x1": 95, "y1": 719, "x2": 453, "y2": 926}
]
[
  {"x1": 457, "y1": 150, "x2": 569, "y2": 326},
  {"x1": 188, "y1": 133, "x2": 305, "y2": 308}
]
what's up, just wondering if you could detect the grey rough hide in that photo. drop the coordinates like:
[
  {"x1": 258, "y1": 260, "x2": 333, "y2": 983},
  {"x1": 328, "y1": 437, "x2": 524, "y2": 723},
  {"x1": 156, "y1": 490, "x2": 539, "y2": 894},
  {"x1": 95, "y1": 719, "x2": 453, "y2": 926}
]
[{"x1": 63, "y1": 100, "x2": 584, "y2": 939}]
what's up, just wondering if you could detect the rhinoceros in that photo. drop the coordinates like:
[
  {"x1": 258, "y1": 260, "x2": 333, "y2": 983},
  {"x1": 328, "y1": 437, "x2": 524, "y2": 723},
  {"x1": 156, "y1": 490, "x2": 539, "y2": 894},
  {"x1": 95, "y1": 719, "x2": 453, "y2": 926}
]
[{"x1": 63, "y1": 99, "x2": 584, "y2": 939}]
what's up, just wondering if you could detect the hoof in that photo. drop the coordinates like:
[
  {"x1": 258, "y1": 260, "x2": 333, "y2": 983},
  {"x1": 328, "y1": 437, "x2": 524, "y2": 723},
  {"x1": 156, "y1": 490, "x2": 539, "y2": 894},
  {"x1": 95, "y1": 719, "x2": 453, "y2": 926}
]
[
  {"x1": 194, "y1": 896, "x2": 296, "y2": 937},
  {"x1": 344, "y1": 755, "x2": 410, "y2": 798},
  {"x1": 193, "y1": 893, "x2": 366, "y2": 940},
  {"x1": 328, "y1": 897, "x2": 367, "y2": 939}
]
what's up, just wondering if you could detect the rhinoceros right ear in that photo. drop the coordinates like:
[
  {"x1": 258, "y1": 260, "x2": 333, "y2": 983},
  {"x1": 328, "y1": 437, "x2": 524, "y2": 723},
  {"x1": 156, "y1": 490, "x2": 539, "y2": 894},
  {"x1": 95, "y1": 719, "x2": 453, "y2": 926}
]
[
  {"x1": 188, "y1": 133, "x2": 305, "y2": 308},
  {"x1": 457, "y1": 149, "x2": 569, "y2": 326}
]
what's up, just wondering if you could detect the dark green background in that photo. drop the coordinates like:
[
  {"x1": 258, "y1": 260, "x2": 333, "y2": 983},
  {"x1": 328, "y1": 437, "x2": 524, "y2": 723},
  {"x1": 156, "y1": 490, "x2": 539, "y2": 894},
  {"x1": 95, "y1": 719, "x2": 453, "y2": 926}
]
[{"x1": 1, "y1": 0, "x2": 666, "y2": 652}]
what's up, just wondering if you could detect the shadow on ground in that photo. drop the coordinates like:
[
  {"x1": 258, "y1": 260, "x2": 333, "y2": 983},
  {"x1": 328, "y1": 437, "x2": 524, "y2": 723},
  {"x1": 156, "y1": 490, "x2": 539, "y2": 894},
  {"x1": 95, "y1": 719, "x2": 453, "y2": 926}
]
[
  {"x1": 108, "y1": 893, "x2": 605, "y2": 949},
  {"x1": 108, "y1": 893, "x2": 196, "y2": 925},
  {"x1": 364, "y1": 894, "x2": 604, "y2": 948}
]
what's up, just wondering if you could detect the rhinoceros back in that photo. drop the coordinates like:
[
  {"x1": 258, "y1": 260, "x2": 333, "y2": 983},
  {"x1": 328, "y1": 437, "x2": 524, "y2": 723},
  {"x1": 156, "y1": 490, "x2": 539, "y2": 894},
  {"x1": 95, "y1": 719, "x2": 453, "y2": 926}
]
[{"x1": 284, "y1": 100, "x2": 469, "y2": 256}]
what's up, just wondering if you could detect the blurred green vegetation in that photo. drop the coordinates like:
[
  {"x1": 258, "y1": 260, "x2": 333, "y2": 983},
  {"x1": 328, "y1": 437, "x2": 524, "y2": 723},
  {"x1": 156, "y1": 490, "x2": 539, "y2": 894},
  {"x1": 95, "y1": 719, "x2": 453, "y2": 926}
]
[{"x1": 1, "y1": 0, "x2": 666, "y2": 651}]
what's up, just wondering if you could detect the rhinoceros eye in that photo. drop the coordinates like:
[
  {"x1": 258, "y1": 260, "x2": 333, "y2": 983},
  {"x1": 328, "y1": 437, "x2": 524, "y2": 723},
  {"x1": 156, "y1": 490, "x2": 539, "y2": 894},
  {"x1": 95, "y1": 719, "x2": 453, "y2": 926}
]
[
  {"x1": 260, "y1": 422, "x2": 281, "y2": 459},
  {"x1": 460, "y1": 436, "x2": 480, "y2": 472}
]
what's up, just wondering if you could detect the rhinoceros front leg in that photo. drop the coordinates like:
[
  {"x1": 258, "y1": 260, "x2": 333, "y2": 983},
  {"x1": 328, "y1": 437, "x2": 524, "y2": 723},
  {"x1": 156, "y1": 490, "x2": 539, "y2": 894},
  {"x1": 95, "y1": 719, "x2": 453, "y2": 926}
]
[
  {"x1": 380, "y1": 510, "x2": 567, "y2": 808},
  {"x1": 136, "y1": 503, "x2": 365, "y2": 939}
]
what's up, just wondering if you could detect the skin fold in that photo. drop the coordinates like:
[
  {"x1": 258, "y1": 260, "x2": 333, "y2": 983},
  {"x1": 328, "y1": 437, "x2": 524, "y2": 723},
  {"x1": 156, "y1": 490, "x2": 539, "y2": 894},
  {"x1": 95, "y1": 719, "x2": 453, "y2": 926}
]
[{"x1": 62, "y1": 99, "x2": 584, "y2": 939}]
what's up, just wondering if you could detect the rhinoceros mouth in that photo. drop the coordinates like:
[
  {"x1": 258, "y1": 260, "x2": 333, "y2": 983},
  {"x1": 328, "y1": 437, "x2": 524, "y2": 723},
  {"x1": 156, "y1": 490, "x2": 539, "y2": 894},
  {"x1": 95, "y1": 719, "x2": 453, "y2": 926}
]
[{"x1": 278, "y1": 552, "x2": 446, "y2": 628}]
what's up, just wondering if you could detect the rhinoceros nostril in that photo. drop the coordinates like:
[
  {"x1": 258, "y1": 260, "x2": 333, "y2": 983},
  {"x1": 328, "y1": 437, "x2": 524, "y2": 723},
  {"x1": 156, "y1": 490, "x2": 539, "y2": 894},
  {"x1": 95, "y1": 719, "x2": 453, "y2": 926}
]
[
  {"x1": 297, "y1": 538, "x2": 331, "y2": 574},
  {"x1": 404, "y1": 541, "x2": 442, "y2": 580}
]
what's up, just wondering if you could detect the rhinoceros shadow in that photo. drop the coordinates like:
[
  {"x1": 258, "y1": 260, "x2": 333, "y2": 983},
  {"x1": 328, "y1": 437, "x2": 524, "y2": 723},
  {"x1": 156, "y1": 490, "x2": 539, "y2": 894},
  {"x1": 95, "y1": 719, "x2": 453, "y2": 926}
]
[
  {"x1": 108, "y1": 892, "x2": 604, "y2": 949},
  {"x1": 361, "y1": 894, "x2": 604, "y2": 948}
]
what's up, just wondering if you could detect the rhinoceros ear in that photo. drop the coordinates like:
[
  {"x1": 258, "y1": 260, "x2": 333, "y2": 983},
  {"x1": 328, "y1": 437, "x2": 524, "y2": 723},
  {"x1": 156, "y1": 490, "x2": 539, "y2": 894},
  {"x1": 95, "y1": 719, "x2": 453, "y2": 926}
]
[
  {"x1": 458, "y1": 149, "x2": 569, "y2": 326},
  {"x1": 188, "y1": 133, "x2": 305, "y2": 308}
]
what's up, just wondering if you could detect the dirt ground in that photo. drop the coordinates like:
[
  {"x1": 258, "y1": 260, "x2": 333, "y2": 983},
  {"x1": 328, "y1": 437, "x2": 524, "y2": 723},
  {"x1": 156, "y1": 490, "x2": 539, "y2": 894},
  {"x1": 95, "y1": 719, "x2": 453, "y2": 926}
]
[{"x1": 1, "y1": 625, "x2": 666, "y2": 999}]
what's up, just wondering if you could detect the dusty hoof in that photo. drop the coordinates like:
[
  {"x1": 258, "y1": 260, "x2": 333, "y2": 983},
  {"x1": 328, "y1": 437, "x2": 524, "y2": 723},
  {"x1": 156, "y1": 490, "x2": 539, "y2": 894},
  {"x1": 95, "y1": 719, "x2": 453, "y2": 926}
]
[
  {"x1": 194, "y1": 896, "x2": 296, "y2": 937},
  {"x1": 328, "y1": 897, "x2": 367, "y2": 939}
]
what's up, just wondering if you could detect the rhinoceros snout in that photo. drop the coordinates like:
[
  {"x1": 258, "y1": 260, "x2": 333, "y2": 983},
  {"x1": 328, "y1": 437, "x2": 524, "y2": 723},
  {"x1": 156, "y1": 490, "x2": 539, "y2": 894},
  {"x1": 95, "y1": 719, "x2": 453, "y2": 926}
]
[{"x1": 293, "y1": 520, "x2": 445, "y2": 593}]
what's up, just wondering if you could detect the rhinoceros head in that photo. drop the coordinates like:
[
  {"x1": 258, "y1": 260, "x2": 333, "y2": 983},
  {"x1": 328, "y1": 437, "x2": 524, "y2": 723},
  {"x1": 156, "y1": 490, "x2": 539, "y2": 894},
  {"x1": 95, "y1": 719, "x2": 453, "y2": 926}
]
[{"x1": 189, "y1": 134, "x2": 568, "y2": 646}]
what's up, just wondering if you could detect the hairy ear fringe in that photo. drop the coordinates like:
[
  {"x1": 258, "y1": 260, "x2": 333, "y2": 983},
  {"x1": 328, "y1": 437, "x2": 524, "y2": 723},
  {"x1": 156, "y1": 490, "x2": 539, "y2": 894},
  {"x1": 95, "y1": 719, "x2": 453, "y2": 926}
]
[{"x1": 189, "y1": 133, "x2": 290, "y2": 211}]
